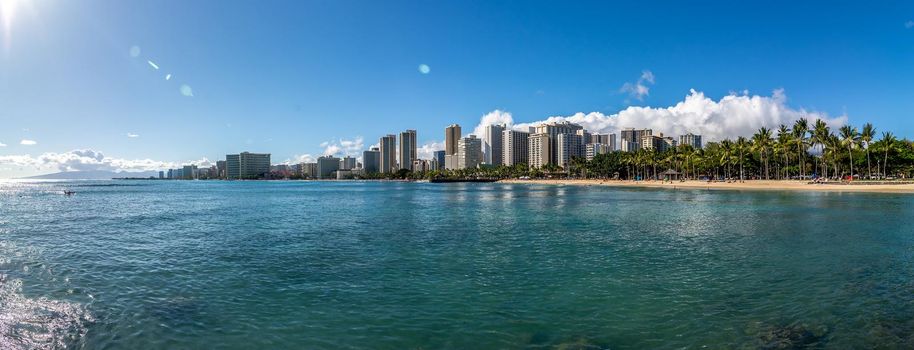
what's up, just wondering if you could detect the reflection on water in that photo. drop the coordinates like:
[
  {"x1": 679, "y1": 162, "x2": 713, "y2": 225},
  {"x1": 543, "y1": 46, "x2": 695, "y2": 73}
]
[
  {"x1": 0, "y1": 180, "x2": 913, "y2": 349},
  {"x1": 0, "y1": 276, "x2": 93, "y2": 350}
]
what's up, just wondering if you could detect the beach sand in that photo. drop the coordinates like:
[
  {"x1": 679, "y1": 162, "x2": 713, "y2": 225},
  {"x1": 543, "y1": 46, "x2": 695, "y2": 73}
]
[{"x1": 498, "y1": 179, "x2": 914, "y2": 193}]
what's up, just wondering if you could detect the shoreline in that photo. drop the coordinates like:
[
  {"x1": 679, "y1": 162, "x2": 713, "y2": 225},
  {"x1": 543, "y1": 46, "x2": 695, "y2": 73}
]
[{"x1": 498, "y1": 179, "x2": 914, "y2": 194}]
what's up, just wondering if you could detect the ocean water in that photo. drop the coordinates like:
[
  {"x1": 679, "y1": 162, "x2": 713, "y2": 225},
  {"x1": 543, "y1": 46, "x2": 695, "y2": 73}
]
[{"x1": 1, "y1": 180, "x2": 913, "y2": 349}]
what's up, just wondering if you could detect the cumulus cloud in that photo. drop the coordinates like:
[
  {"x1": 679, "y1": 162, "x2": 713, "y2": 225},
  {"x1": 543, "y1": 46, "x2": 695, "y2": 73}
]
[
  {"x1": 321, "y1": 137, "x2": 364, "y2": 157},
  {"x1": 471, "y1": 109, "x2": 514, "y2": 138},
  {"x1": 418, "y1": 141, "x2": 444, "y2": 160},
  {"x1": 20, "y1": 139, "x2": 36, "y2": 145},
  {"x1": 0, "y1": 149, "x2": 214, "y2": 173},
  {"x1": 127, "y1": 133, "x2": 140, "y2": 138},
  {"x1": 284, "y1": 154, "x2": 315, "y2": 164},
  {"x1": 472, "y1": 89, "x2": 847, "y2": 143},
  {"x1": 619, "y1": 70, "x2": 655, "y2": 101}
]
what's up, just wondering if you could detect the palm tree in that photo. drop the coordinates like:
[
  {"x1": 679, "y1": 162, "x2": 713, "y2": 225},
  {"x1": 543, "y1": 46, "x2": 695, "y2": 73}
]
[
  {"x1": 691, "y1": 147, "x2": 703, "y2": 180},
  {"x1": 881, "y1": 131, "x2": 896, "y2": 179},
  {"x1": 792, "y1": 118, "x2": 809, "y2": 179},
  {"x1": 720, "y1": 139, "x2": 733, "y2": 180},
  {"x1": 827, "y1": 133, "x2": 842, "y2": 178},
  {"x1": 776, "y1": 125, "x2": 791, "y2": 179},
  {"x1": 839, "y1": 125, "x2": 859, "y2": 178},
  {"x1": 860, "y1": 123, "x2": 875, "y2": 179},
  {"x1": 811, "y1": 120, "x2": 830, "y2": 178},
  {"x1": 736, "y1": 136, "x2": 748, "y2": 182},
  {"x1": 752, "y1": 127, "x2": 772, "y2": 179}
]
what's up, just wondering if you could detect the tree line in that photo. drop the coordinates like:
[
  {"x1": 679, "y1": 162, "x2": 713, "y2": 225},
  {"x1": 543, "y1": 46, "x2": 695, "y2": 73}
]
[{"x1": 363, "y1": 119, "x2": 914, "y2": 181}]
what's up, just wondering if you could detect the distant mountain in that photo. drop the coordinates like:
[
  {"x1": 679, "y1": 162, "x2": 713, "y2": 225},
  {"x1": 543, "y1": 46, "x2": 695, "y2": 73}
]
[{"x1": 23, "y1": 170, "x2": 159, "y2": 180}]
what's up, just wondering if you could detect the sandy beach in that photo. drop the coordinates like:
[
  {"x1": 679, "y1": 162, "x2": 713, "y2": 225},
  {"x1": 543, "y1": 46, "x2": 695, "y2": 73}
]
[{"x1": 498, "y1": 179, "x2": 914, "y2": 193}]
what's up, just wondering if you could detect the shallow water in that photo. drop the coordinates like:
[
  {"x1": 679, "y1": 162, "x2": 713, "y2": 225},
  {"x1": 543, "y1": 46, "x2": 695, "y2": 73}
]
[{"x1": 1, "y1": 180, "x2": 913, "y2": 349}]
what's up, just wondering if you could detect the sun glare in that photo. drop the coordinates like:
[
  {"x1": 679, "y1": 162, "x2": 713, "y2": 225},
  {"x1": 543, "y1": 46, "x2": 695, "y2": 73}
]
[
  {"x1": 0, "y1": 0, "x2": 18, "y2": 28},
  {"x1": 0, "y1": 0, "x2": 25, "y2": 50}
]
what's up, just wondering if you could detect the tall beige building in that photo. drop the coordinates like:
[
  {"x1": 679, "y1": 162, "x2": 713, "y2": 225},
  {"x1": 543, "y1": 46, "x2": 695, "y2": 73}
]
[
  {"x1": 528, "y1": 133, "x2": 551, "y2": 169},
  {"x1": 399, "y1": 129, "x2": 417, "y2": 171},
  {"x1": 533, "y1": 121, "x2": 584, "y2": 165},
  {"x1": 444, "y1": 124, "x2": 461, "y2": 170},
  {"x1": 445, "y1": 124, "x2": 461, "y2": 155}
]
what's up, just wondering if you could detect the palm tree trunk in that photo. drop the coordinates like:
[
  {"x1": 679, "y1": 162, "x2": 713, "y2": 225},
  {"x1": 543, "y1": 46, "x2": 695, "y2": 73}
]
[
  {"x1": 847, "y1": 145, "x2": 854, "y2": 179},
  {"x1": 866, "y1": 149, "x2": 871, "y2": 180},
  {"x1": 884, "y1": 148, "x2": 889, "y2": 179}
]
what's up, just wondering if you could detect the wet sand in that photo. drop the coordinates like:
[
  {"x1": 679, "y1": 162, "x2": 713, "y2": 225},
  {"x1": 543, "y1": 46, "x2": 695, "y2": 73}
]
[{"x1": 498, "y1": 179, "x2": 914, "y2": 193}]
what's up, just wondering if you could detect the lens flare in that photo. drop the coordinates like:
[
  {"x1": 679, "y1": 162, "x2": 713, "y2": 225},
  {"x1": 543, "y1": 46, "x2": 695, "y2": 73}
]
[{"x1": 1, "y1": 0, "x2": 18, "y2": 50}]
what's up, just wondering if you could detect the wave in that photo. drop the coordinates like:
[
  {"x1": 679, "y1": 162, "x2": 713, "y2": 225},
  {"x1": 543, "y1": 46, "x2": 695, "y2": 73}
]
[{"x1": 0, "y1": 275, "x2": 94, "y2": 350}]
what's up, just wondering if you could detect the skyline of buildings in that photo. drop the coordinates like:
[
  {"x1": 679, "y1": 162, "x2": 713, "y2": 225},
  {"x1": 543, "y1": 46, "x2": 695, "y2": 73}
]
[{"x1": 164, "y1": 122, "x2": 703, "y2": 180}]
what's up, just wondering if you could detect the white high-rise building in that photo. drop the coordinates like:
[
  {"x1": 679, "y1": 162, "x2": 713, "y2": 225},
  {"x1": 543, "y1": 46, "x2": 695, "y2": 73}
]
[
  {"x1": 641, "y1": 133, "x2": 674, "y2": 152},
  {"x1": 502, "y1": 129, "x2": 529, "y2": 166},
  {"x1": 483, "y1": 124, "x2": 506, "y2": 166},
  {"x1": 340, "y1": 156, "x2": 357, "y2": 170},
  {"x1": 591, "y1": 134, "x2": 616, "y2": 151},
  {"x1": 316, "y1": 156, "x2": 340, "y2": 179},
  {"x1": 620, "y1": 128, "x2": 651, "y2": 152},
  {"x1": 586, "y1": 143, "x2": 612, "y2": 160},
  {"x1": 679, "y1": 133, "x2": 702, "y2": 149},
  {"x1": 225, "y1": 152, "x2": 271, "y2": 179},
  {"x1": 457, "y1": 135, "x2": 482, "y2": 170},
  {"x1": 556, "y1": 133, "x2": 584, "y2": 168}
]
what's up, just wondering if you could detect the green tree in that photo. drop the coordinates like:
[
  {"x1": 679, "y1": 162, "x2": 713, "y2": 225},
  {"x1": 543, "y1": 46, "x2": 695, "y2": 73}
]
[
  {"x1": 752, "y1": 127, "x2": 773, "y2": 180},
  {"x1": 811, "y1": 119, "x2": 830, "y2": 178},
  {"x1": 860, "y1": 123, "x2": 876, "y2": 179},
  {"x1": 839, "y1": 125, "x2": 860, "y2": 178},
  {"x1": 736, "y1": 136, "x2": 749, "y2": 182},
  {"x1": 880, "y1": 132, "x2": 896, "y2": 178},
  {"x1": 793, "y1": 118, "x2": 809, "y2": 178}
]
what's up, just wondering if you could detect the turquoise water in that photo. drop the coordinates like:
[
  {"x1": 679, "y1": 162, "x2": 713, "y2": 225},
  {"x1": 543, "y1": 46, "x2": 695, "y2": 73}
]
[{"x1": 1, "y1": 180, "x2": 913, "y2": 349}]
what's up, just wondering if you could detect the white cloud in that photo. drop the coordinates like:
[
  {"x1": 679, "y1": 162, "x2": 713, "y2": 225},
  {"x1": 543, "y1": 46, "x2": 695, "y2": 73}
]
[
  {"x1": 418, "y1": 141, "x2": 444, "y2": 160},
  {"x1": 127, "y1": 133, "x2": 140, "y2": 138},
  {"x1": 0, "y1": 149, "x2": 213, "y2": 173},
  {"x1": 0, "y1": 141, "x2": 6, "y2": 147},
  {"x1": 619, "y1": 70, "x2": 655, "y2": 101},
  {"x1": 471, "y1": 109, "x2": 514, "y2": 138},
  {"x1": 321, "y1": 137, "x2": 364, "y2": 157},
  {"x1": 284, "y1": 154, "x2": 315, "y2": 164},
  {"x1": 906, "y1": 20, "x2": 914, "y2": 29},
  {"x1": 20, "y1": 139, "x2": 36, "y2": 145},
  {"x1": 473, "y1": 89, "x2": 846, "y2": 143}
]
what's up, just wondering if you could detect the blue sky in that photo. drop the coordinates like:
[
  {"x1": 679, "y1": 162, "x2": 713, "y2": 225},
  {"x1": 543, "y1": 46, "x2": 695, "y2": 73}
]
[{"x1": 1, "y1": 0, "x2": 913, "y2": 177}]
